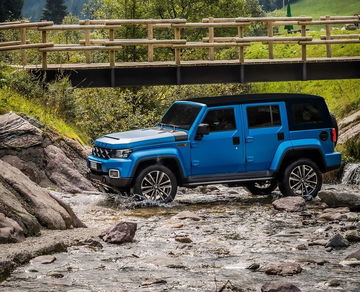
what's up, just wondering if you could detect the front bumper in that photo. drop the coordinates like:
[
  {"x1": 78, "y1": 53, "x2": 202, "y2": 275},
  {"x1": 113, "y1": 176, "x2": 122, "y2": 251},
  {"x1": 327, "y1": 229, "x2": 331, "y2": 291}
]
[{"x1": 89, "y1": 171, "x2": 132, "y2": 188}]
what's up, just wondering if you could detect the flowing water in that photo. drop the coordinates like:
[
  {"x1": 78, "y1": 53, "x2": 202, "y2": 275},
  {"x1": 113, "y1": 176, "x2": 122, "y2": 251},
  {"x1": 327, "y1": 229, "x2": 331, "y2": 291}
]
[
  {"x1": 1, "y1": 185, "x2": 359, "y2": 292},
  {"x1": 342, "y1": 163, "x2": 360, "y2": 185}
]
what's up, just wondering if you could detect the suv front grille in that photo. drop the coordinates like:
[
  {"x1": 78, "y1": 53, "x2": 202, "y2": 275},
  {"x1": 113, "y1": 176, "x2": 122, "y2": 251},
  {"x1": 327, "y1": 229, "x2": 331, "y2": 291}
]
[{"x1": 92, "y1": 146, "x2": 113, "y2": 159}]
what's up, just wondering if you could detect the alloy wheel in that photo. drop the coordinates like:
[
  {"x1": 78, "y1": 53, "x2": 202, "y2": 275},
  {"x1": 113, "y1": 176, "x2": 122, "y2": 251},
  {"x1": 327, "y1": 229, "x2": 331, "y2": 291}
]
[
  {"x1": 289, "y1": 164, "x2": 318, "y2": 198},
  {"x1": 140, "y1": 170, "x2": 172, "y2": 201}
]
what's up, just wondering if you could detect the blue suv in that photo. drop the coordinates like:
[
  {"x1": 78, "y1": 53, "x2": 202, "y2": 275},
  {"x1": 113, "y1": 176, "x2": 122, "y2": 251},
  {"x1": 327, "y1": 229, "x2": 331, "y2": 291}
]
[{"x1": 88, "y1": 93, "x2": 341, "y2": 202}]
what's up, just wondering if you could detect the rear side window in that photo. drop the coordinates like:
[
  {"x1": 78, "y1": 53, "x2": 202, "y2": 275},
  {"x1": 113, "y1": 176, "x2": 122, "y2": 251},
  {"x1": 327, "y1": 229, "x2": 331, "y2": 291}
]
[
  {"x1": 293, "y1": 103, "x2": 323, "y2": 125},
  {"x1": 203, "y1": 108, "x2": 236, "y2": 132},
  {"x1": 247, "y1": 105, "x2": 281, "y2": 128}
]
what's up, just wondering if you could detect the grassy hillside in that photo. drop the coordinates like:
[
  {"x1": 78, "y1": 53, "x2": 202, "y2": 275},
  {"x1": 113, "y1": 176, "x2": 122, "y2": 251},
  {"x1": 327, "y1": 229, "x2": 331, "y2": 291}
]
[{"x1": 275, "y1": 0, "x2": 359, "y2": 19}]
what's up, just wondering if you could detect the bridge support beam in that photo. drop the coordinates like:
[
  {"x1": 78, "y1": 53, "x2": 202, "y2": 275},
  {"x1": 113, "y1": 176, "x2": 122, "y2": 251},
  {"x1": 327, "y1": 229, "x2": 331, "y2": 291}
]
[{"x1": 30, "y1": 60, "x2": 360, "y2": 88}]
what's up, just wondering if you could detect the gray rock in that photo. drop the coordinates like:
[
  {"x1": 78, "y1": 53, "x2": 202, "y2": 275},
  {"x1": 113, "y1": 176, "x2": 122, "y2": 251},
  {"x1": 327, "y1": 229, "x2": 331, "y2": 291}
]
[
  {"x1": 265, "y1": 262, "x2": 302, "y2": 276},
  {"x1": 99, "y1": 222, "x2": 137, "y2": 244},
  {"x1": 318, "y1": 191, "x2": 360, "y2": 211},
  {"x1": 325, "y1": 234, "x2": 350, "y2": 248},
  {"x1": 261, "y1": 282, "x2": 301, "y2": 292},
  {"x1": 175, "y1": 235, "x2": 193, "y2": 244},
  {"x1": 0, "y1": 213, "x2": 25, "y2": 243},
  {"x1": 0, "y1": 160, "x2": 85, "y2": 238},
  {"x1": 327, "y1": 279, "x2": 340, "y2": 287},
  {"x1": 0, "y1": 112, "x2": 43, "y2": 148},
  {"x1": 247, "y1": 263, "x2": 260, "y2": 270},
  {"x1": 345, "y1": 230, "x2": 360, "y2": 242},
  {"x1": 272, "y1": 197, "x2": 306, "y2": 212},
  {"x1": 45, "y1": 145, "x2": 97, "y2": 194},
  {"x1": 296, "y1": 244, "x2": 308, "y2": 250},
  {"x1": 345, "y1": 248, "x2": 360, "y2": 260},
  {"x1": 31, "y1": 255, "x2": 56, "y2": 265}
]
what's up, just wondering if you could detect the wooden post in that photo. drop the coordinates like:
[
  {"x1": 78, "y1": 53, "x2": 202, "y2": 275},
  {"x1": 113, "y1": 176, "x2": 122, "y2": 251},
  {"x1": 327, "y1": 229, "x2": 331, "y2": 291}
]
[
  {"x1": 208, "y1": 17, "x2": 215, "y2": 61},
  {"x1": 20, "y1": 20, "x2": 27, "y2": 66},
  {"x1": 238, "y1": 25, "x2": 245, "y2": 63},
  {"x1": 109, "y1": 28, "x2": 115, "y2": 67},
  {"x1": 267, "y1": 21, "x2": 274, "y2": 59},
  {"x1": 301, "y1": 24, "x2": 307, "y2": 61},
  {"x1": 147, "y1": 24, "x2": 154, "y2": 62},
  {"x1": 325, "y1": 15, "x2": 332, "y2": 58},
  {"x1": 174, "y1": 27, "x2": 181, "y2": 65},
  {"x1": 41, "y1": 30, "x2": 48, "y2": 69},
  {"x1": 84, "y1": 19, "x2": 91, "y2": 63}
]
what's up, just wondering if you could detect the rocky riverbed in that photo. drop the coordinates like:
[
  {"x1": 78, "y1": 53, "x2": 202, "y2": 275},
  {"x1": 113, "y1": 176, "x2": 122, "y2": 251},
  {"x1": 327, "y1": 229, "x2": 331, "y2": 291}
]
[{"x1": 1, "y1": 184, "x2": 359, "y2": 292}]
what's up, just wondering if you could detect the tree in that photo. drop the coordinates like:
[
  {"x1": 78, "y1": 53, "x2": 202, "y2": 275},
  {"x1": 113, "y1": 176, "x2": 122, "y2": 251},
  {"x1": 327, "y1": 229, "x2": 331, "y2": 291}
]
[
  {"x1": 42, "y1": 0, "x2": 68, "y2": 24},
  {"x1": 0, "y1": 0, "x2": 23, "y2": 22},
  {"x1": 284, "y1": 2, "x2": 293, "y2": 33}
]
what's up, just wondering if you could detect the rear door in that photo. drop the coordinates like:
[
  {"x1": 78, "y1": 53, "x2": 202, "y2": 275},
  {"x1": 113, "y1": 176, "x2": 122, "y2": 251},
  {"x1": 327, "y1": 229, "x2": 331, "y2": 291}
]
[
  {"x1": 242, "y1": 102, "x2": 288, "y2": 171},
  {"x1": 190, "y1": 105, "x2": 245, "y2": 175}
]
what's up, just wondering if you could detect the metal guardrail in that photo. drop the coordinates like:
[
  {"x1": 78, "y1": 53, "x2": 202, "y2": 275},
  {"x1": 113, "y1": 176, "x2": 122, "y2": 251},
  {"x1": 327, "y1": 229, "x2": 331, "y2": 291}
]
[{"x1": 0, "y1": 16, "x2": 359, "y2": 69}]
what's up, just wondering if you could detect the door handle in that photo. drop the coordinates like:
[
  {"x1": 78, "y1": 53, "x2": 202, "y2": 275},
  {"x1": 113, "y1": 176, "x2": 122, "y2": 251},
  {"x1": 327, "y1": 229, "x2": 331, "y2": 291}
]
[
  {"x1": 245, "y1": 136, "x2": 254, "y2": 143},
  {"x1": 233, "y1": 136, "x2": 240, "y2": 145}
]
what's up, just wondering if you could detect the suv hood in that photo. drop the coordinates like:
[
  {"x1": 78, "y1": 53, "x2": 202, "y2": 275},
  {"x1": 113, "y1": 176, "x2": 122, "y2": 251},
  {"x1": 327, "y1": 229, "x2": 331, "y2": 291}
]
[{"x1": 94, "y1": 127, "x2": 188, "y2": 149}]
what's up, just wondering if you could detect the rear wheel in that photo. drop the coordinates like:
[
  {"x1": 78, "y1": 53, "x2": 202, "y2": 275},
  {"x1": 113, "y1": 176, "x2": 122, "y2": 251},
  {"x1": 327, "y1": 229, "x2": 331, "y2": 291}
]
[
  {"x1": 132, "y1": 165, "x2": 177, "y2": 203},
  {"x1": 245, "y1": 180, "x2": 277, "y2": 195},
  {"x1": 279, "y1": 159, "x2": 322, "y2": 200}
]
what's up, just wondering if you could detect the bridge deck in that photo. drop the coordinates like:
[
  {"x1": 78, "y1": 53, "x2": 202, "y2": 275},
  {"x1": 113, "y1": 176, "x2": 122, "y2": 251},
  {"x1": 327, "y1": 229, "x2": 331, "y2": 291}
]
[{"x1": 14, "y1": 56, "x2": 360, "y2": 70}]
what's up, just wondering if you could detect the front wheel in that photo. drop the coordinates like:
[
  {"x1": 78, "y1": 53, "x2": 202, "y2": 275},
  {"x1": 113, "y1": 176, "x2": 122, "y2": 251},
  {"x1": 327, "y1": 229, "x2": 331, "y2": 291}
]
[
  {"x1": 279, "y1": 159, "x2": 322, "y2": 200},
  {"x1": 132, "y1": 165, "x2": 177, "y2": 203},
  {"x1": 245, "y1": 180, "x2": 277, "y2": 195}
]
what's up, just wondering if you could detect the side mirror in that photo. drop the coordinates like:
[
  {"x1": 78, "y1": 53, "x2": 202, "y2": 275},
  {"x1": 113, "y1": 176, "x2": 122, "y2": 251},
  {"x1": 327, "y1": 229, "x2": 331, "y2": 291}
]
[{"x1": 196, "y1": 123, "x2": 210, "y2": 140}]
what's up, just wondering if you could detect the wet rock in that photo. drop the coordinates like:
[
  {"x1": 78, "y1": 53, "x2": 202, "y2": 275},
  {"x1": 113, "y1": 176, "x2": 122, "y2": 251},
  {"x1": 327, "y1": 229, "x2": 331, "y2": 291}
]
[
  {"x1": 80, "y1": 238, "x2": 103, "y2": 249},
  {"x1": 318, "y1": 191, "x2": 360, "y2": 211},
  {"x1": 246, "y1": 263, "x2": 260, "y2": 270},
  {"x1": 99, "y1": 222, "x2": 137, "y2": 244},
  {"x1": 345, "y1": 230, "x2": 360, "y2": 242},
  {"x1": 45, "y1": 145, "x2": 97, "y2": 194},
  {"x1": 31, "y1": 255, "x2": 56, "y2": 265},
  {"x1": 0, "y1": 112, "x2": 43, "y2": 148},
  {"x1": 318, "y1": 212, "x2": 348, "y2": 221},
  {"x1": 175, "y1": 235, "x2": 192, "y2": 243},
  {"x1": 173, "y1": 211, "x2": 201, "y2": 221},
  {"x1": 325, "y1": 234, "x2": 350, "y2": 248},
  {"x1": 308, "y1": 239, "x2": 327, "y2": 246},
  {"x1": 265, "y1": 262, "x2": 302, "y2": 276},
  {"x1": 261, "y1": 282, "x2": 301, "y2": 292},
  {"x1": 0, "y1": 213, "x2": 25, "y2": 243},
  {"x1": 47, "y1": 271, "x2": 64, "y2": 278},
  {"x1": 345, "y1": 248, "x2": 360, "y2": 260},
  {"x1": 296, "y1": 244, "x2": 308, "y2": 250},
  {"x1": 327, "y1": 279, "x2": 340, "y2": 287},
  {"x1": 0, "y1": 160, "x2": 85, "y2": 233},
  {"x1": 272, "y1": 197, "x2": 306, "y2": 212}
]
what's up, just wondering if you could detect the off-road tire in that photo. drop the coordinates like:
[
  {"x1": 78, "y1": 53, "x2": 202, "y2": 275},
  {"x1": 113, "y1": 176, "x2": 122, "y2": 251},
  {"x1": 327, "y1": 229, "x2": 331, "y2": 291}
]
[
  {"x1": 279, "y1": 159, "x2": 322, "y2": 200},
  {"x1": 132, "y1": 164, "x2": 177, "y2": 203}
]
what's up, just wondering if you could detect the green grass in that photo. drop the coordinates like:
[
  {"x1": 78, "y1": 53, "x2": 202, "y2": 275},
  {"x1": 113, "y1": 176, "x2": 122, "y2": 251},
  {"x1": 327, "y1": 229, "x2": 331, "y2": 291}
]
[
  {"x1": 288, "y1": 0, "x2": 360, "y2": 19},
  {"x1": 0, "y1": 87, "x2": 90, "y2": 145}
]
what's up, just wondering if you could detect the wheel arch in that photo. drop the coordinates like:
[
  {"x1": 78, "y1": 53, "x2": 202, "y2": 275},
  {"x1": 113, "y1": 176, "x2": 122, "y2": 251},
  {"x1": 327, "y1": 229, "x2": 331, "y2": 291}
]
[
  {"x1": 276, "y1": 147, "x2": 327, "y2": 175},
  {"x1": 131, "y1": 156, "x2": 185, "y2": 185}
]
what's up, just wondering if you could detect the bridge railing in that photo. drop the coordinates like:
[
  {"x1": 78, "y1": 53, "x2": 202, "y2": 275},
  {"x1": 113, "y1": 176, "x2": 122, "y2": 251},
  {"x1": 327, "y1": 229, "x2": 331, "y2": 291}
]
[{"x1": 0, "y1": 16, "x2": 359, "y2": 69}]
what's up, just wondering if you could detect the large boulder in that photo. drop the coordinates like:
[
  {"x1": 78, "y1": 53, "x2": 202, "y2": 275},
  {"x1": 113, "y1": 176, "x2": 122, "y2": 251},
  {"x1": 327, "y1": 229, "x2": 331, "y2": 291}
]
[
  {"x1": 261, "y1": 282, "x2": 301, "y2": 292},
  {"x1": 45, "y1": 145, "x2": 96, "y2": 193},
  {"x1": 318, "y1": 190, "x2": 360, "y2": 211},
  {"x1": 0, "y1": 160, "x2": 85, "y2": 239},
  {"x1": 272, "y1": 197, "x2": 306, "y2": 212},
  {"x1": 0, "y1": 112, "x2": 96, "y2": 193},
  {"x1": 265, "y1": 262, "x2": 302, "y2": 276},
  {"x1": 0, "y1": 112, "x2": 43, "y2": 148},
  {"x1": 338, "y1": 109, "x2": 360, "y2": 144}
]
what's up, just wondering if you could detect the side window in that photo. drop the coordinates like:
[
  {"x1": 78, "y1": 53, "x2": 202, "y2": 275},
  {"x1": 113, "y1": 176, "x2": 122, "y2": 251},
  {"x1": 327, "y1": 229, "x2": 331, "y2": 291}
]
[
  {"x1": 203, "y1": 108, "x2": 236, "y2": 132},
  {"x1": 292, "y1": 103, "x2": 323, "y2": 125},
  {"x1": 247, "y1": 105, "x2": 281, "y2": 129}
]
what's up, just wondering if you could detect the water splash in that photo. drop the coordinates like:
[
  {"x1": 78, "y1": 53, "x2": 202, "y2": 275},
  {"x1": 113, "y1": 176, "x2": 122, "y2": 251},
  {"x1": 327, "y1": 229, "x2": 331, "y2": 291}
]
[{"x1": 341, "y1": 163, "x2": 360, "y2": 185}]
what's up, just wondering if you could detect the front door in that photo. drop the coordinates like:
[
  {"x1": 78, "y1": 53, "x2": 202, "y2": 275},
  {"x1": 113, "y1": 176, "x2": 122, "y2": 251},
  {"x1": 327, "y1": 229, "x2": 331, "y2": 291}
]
[
  {"x1": 191, "y1": 106, "x2": 245, "y2": 176},
  {"x1": 242, "y1": 102, "x2": 287, "y2": 171}
]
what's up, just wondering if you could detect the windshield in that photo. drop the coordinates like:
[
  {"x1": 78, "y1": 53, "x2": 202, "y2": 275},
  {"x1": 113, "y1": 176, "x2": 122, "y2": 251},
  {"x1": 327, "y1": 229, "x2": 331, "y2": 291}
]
[{"x1": 159, "y1": 103, "x2": 201, "y2": 130}]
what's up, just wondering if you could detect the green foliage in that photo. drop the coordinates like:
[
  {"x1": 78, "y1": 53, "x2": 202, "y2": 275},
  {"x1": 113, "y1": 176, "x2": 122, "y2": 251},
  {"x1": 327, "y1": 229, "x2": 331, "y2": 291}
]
[
  {"x1": 0, "y1": 0, "x2": 23, "y2": 22},
  {"x1": 342, "y1": 137, "x2": 360, "y2": 162},
  {"x1": 42, "y1": 0, "x2": 68, "y2": 24}
]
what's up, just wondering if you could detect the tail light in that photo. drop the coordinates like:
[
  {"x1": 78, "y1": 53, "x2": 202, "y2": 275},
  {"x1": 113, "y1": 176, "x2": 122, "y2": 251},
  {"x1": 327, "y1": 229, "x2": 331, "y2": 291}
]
[{"x1": 331, "y1": 128, "x2": 337, "y2": 143}]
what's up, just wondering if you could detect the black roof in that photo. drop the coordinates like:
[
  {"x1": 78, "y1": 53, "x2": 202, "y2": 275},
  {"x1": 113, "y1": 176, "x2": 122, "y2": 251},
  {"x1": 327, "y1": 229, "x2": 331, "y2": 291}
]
[{"x1": 186, "y1": 93, "x2": 324, "y2": 107}]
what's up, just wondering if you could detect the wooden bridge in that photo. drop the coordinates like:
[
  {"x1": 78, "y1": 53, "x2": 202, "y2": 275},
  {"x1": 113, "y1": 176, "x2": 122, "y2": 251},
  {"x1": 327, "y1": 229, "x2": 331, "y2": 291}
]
[{"x1": 0, "y1": 16, "x2": 359, "y2": 87}]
